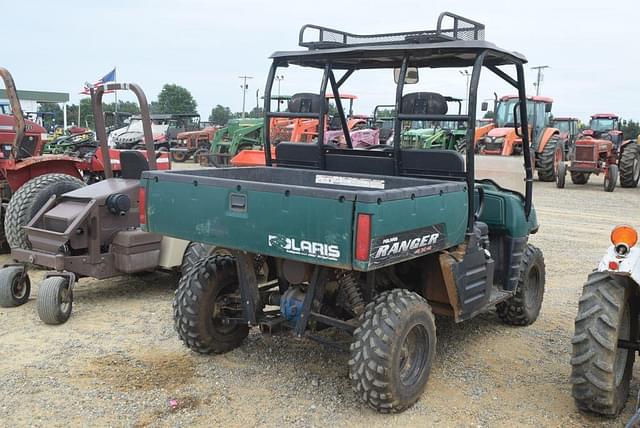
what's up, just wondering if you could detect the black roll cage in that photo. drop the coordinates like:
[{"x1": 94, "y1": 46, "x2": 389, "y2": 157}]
[{"x1": 262, "y1": 37, "x2": 533, "y2": 235}]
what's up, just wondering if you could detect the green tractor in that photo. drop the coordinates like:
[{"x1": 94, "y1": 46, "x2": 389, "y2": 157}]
[
  {"x1": 400, "y1": 97, "x2": 467, "y2": 152},
  {"x1": 142, "y1": 13, "x2": 545, "y2": 413},
  {"x1": 202, "y1": 118, "x2": 263, "y2": 166}
]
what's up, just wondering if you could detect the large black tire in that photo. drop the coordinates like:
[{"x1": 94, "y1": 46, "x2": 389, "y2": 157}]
[
  {"x1": 37, "y1": 276, "x2": 73, "y2": 325},
  {"x1": 180, "y1": 242, "x2": 217, "y2": 274},
  {"x1": 536, "y1": 135, "x2": 563, "y2": 182},
  {"x1": 173, "y1": 256, "x2": 249, "y2": 354},
  {"x1": 170, "y1": 150, "x2": 188, "y2": 163},
  {"x1": 619, "y1": 144, "x2": 640, "y2": 188},
  {"x1": 0, "y1": 266, "x2": 30, "y2": 307},
  {"x1": 571, "y1": 171, "x2": 590, "y2": 185},
  {"x1": 5, "y1": 173, "x2": 85, "y2": 250},
  {"x1": 349, "y1": 289, "x2": 436, "y2": 413},
  {"x1": 570, "y1": 272, "x2": 636, "y2": 417},
  {"x1": 496, "y1": 244, "x2": 546, "y2": 326}
]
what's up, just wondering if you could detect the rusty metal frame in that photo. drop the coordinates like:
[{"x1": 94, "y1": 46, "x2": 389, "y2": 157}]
[
  {"x1": 0, "y1": 67, "x2": 26, "y2": 159},
  {"x1": 90, "y1": 82, "x2": 157, "y2": 178}
]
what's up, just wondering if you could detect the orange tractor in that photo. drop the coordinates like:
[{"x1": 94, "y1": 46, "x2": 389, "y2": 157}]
[
  {"x1": 479, "y1": 95, "x2": 564, "y2": 181},
  {"x1": 556, "y1": 113, "x2": 640, "y2": 191}
]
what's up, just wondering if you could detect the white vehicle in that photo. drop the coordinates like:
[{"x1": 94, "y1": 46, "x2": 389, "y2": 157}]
[
  {"x1": 571, "y1": 225, "x2": 640, "y2": 417},
  {"x1": 108, "y1": 115, "x2": 170, "y2": 148}
]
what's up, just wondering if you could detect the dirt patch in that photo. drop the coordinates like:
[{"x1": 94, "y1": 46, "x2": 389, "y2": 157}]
[{"x1": 74, "y1": 352, "x2": 195, "y2": 392}]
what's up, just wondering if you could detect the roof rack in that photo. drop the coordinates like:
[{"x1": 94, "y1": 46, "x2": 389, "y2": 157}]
[{"x1": 299, "y1": 12, "x2": 485, "y2": 50}]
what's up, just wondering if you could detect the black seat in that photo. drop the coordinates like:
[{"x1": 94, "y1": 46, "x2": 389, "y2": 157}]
[
  {"x1": 120, "y1": 150, "x2": 150, "y2": 179},
  {"x1": 275, "y1": 143, "x2": 320, "y2": 169},
  {"x1": 288, "y1": 93, "x2": 327, "y2": 114},
  {"x1": 401, "y1": 92, "x2": 448, "y2": 115},
  {"x1": 400, "y1": 149, "x2": 465, "y2": 179}
]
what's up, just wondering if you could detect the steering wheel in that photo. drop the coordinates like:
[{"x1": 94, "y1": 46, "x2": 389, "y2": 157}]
[{"x1": 475, "y1": 186, "x2": 485, "y2": 220}]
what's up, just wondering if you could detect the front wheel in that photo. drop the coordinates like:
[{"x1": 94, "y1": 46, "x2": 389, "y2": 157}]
[
  {"x1": 604, "y1": 164, "x2": 618, "y2": 192},
  {"x1": 37, "y1": 276, "x2": 73, "y2": 325},
  {"x1": 556, "y1": 162, "x2": 567, "y2": 188},
  {"x1": 496, "y1": 244, "x2": 546, "y2": 325},
  {"x1": 571, "y1": 272, "x2": 636, "y2": 417},
  {"x1": 173, "y1": 255, "x2": 249, "y2": 354},
  {"x1": 0, "y1": 266, "x2": 30, "y2": 307},
  {"x1": 349, "y1": 289, "x2": 436, "y2": 413}
]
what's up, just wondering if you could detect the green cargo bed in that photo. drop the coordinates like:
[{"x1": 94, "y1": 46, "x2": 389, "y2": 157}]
[{"x1": 141, "y1": 167, "x2": 468, "y2": 271}]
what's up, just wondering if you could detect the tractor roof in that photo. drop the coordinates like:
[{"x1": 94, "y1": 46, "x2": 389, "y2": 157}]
[
  {"x1": 501, "y1": 94, "x2": 553, "y2": 103},
  {"x1": 271, "y1": 13, "x2": 526, "y2": 69},
  {"x1": 591, "y1": 113, "x2": 618, "y2": 119},
  {"x1": 553, "y1": 117, "x2": 579, "y2": 122}
]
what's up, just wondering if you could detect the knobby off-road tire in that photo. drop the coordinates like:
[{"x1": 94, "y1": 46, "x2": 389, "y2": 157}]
[
  {"x1": 571, "y1": 171, "x2": 590, "y2": 185},
  {"x1": 180, "y1": 242, "x2": 217, "y2": 275},
  {"x1": 37, "y1": 276, "x2": 73, "y2": 325},
  {"x1": 173, "y1": 255, "x2": 249, "y2": 354},
  {"x1": 5, "y1": 173, "x2": 85, "y2": 249},
  {"x1": 536, "y1": 135, "x2": 563, "y2": 182},
  {"x1": 496, "y1": 244, "x2": 546, "y2": 326},
  {"x1": 349, "y1": 289, "x2": 436, "y2": 413},
  {"x1": 619, "y1": 144, "x2": 640, "y2": 188},
  {"x1": 570, "y1": 272, "x2": 636, "y2": 417},
  {"x1": 0, "y1": 266, "x2": 30, "y2": 307}
]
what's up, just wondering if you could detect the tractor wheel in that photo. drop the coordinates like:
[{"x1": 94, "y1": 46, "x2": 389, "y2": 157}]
[
  {"x1": 349, "y1": 289, "x2": 436, "y2": 413},
  {"x1": 556, "y1": 162, "x2": 567, "y2": 188},
  {"x1": 570, "y1": 272, "x2": 636, "y2": 417},
  {"x1": 619, "y1": 144, "x2": 640, "y2": 188},
  {"x1": 37, "y1": 276, "x2": 73, "y2": 325},
  {"x1": 536, "y1": 136, "x2": 563, "y2": 182},
  {"x1": 0, "y1": 266, "x2": 30, "y2": 307},
  {"x1": 571, "y1": 171, "x2": 590, "y2": 185},
  {"x1": 455, "y1": 138, "x2": 467, "y2": 154},
  {"x1": 193, "y1": 149, "x2": 209, "y2": 164},
  {"x1": 170, "y1": 150, "x2": 188, "y2": 163},
  {"x1": 5, "y1": 173, "x2": 85, "y2": 250},
  {"x1": 496, "y1": 244, "x2": 545, "y2": 326},
  {"x1": 173, "y1": 255, "x2": 249, "y2": 354},
  {"x1": 604, "y1": 164, "x2": 618, "y2": 192}
]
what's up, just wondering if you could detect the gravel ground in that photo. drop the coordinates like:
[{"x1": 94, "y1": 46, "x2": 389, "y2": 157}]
[{"x1": 1, "y1": 162, "x2": 639, "y2": 427}]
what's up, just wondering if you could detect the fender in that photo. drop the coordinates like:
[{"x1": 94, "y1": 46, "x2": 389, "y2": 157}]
[
  {"x1": 474, "y1": 123, "x2": 494, "y2": 144},
  {"x1": 536, "y1": 128, "x2": 560, "y2": 153},
  {"x1": 3, "y1": 156, "x2": 83, "y2": 192},
  {"x1": 620, "y1": 138, "x2": 640, "y2": 149},
  {"x1": 598, "y1": 246, "x2": 640, "y2": 285}
]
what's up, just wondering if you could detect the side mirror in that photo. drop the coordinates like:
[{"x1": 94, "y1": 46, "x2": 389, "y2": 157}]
[
  {"x1": 481, "y1": 102, "x2": 488, "y2": 112},
  {"x1": 394, "y1": 67, "x2": 419, "y2": 84},
  {"x1": 545, "y1": 103, "x2": 552, "y2": 113}
]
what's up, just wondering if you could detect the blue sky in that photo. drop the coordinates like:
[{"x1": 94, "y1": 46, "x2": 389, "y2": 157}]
[{"x1": 4, "y1": 0, "x2": 638, "y2": 122}]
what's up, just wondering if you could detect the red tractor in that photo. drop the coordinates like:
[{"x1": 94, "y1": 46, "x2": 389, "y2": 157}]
[
  {"x1": 0, "y1": 67, "x2": 86, "y2": 249},
  {"x1": 556, "y1": 113, "x2": 640, "y2": 192}
]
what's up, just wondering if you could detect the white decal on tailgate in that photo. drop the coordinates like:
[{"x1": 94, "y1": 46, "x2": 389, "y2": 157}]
[{"x1": 315, "y1": 174, "x2": 385, "y2": 189}]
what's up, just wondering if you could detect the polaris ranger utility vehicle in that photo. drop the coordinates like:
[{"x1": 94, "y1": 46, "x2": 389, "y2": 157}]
[{"x1": 141, "y1": 13, "x2": 545, "y2": 413}]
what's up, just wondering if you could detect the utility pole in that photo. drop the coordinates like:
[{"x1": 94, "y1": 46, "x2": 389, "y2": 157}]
[
  {"x1": 238, "y1": 75, "x2": 253, "y2": 118},
  {"x1": 275, "y1": 75, "x2": 284, "y2": 112},
  {"x1": 531, "y1": 65, "x2": 550, "y2": 96},
  {"x1": 255, "y1": 89, "x2": 259, "y2": 117},
  {"x1": 459, "y1": 70, "x2": 471, "y2": 114}
]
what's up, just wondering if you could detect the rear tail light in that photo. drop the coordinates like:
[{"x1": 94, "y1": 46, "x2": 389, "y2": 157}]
[
  {"x1": 355, "y1": 213, "x2": 371, "y2": 262},
  {"x1": 138, "y1": 186, "x2": 147, "y2": 227}
]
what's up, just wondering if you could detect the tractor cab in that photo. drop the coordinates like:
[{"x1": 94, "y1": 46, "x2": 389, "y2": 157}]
[{"x1": 585, "y1": 113, "x2": 622, "y2": 145}]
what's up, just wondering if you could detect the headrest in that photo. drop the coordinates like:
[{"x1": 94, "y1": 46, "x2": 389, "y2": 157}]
[
  {"x1": 288, "y1": 93, "x2": 327, "y2": 114},
  {"x1": 401, "y1": 92, "x2": 448, "y2": 115}
]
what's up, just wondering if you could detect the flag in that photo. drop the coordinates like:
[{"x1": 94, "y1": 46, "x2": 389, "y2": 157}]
[{"x1": 79, "y1": 68, "x2": 117, "y2": 95}]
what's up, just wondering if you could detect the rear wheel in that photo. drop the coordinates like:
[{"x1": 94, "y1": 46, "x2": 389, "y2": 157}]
[
  {"x1": 37, "y1": 276, "x2": 73, "y2": 325},
  {"x1": 619, "y1": 144, "x2": 640, "y2": 188},
  {"x1": 181, "y1": 242, "x2": 218, "y2": 274},
  {"x1": 173, "y1": 256, "x2": 249, "y2": 354},
  {"x1": 570, "y1": 272, "x2": 636, "y2": 417},
  {"x1": 604, "y1": 164, "x2": 618, "y2": 192},
  {"x1": 349, "y1": 289, "x2": 436, "y2": 413},
  {"x1": 496, "y1": 244, "x2": 545, "y2": 326},
  {"x1": 536, "y1": 136, "x2": 563, "y2": 182},
  {"x1": 0, "y1": 266, "x2": 30, "y2": 307},
  {"x1": 571, "y1": 171, "x2": 590, "y2": 185},
  {"x1": 5, "y1": 173, "x2": 85, "y2": 249}
]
